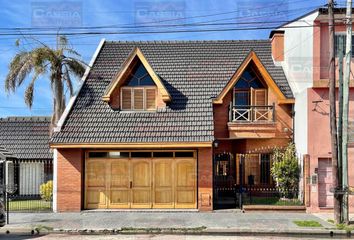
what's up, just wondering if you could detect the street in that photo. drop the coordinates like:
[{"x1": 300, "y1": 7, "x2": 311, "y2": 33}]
[{"x1": 0, "y1": 234, "x2": 348, "y2": 240}]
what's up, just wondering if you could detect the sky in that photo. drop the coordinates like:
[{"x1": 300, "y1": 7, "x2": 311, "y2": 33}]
[{"x1": 0, "y1": 0, "x2": 334, "y2": 117}]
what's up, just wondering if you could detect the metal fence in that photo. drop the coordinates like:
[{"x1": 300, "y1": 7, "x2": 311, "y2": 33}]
[
  {"x1": 1, "y1": 159, "x2": 53, "y2": 212},
  {"x1": 242, "y1": 186, "x2": 302, "y2": 206}
]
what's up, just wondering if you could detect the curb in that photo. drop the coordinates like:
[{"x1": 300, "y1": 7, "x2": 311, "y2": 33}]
[{"x1": 0, "y1": 227, "x2": 351, "y2": 238}]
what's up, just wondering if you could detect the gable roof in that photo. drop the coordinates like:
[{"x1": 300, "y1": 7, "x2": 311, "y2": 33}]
[
  {"x1": 102, "y1": 47, "x2": 171, "y2": 102},
  {"x1": 51, "y1": 40, "x2": 293, "y2": 145},
  {"x1": 0, "y1": 116, "x2": 52, "y2": 159},
  {"x1": 213, "y1": 51, "x2": 289, "y2": 104}
]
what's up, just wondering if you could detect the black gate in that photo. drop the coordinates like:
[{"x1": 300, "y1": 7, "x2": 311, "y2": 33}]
[
  {"x1": 1, "y1": 159, "x2": 53, "y2": 213},
  {"x1": 213, "y1": 152, "x2": 239, "y2": 209}
]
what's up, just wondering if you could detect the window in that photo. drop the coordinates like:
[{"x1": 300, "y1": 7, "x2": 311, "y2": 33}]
[
  {"x1": 233, "y1": 66, "x2": 268, "y2": 121},
  {"x1": 260, "y1": 154, "x2": 271, "y2": 184},
  {"x1": 335, "y1": 34, "x2": 354, "y2": 57},
  {"x1": 121, "y1": 60, "x2": 157, "y2": 111}
]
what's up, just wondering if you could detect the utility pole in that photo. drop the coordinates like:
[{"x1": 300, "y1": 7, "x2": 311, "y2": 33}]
[
  {"x1": 342, "y1": 0, "x2": 351, "y2": 224},
  {"x1": 328, "y1": 0, "x2": 341, "y2": 224},
  {"x1": 338, "y1": 36, "x2": 343, "y2": 223}
]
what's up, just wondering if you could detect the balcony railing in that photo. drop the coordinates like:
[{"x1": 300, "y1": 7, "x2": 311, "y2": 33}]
[{"x1": 229, "y1": 104, "x2": 275, "y2": 122}]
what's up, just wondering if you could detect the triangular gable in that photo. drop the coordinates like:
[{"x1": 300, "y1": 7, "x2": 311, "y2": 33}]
[
  {"x1": 102, "y1": 47, "x2": 171, "y2": 102},
  {"x1": 213, "y1": 51, "x2": 293, "y2": 104}
]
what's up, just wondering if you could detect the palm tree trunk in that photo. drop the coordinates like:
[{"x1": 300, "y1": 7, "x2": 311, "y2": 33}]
[{"x1": 53, "y1": 69, "x2": 65, "y2": 126}]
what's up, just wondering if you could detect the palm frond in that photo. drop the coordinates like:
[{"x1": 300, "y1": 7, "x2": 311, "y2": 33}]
[
  {"x1": 63, "y1": 65, "x2": 74, "y2": 96},
  {"x1": 64, "y1": 58, "x2": 86, "y2": 78},
  {"x1": 24, "y1": 72, "x2": 40, "y2": 108},
  {"x1": 5, "y1": 51, "x2": 31, "y2": 92}
]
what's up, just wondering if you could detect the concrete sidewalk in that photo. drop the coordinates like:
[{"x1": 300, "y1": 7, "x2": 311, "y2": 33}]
[{"x1": 0, "y1": 211, "x2": 346, "y2": 237}]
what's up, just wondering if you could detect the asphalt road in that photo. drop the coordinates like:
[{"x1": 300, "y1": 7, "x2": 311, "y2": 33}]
[{"x1": 0, "y1": 234, "x2": 348, "y2": 240}]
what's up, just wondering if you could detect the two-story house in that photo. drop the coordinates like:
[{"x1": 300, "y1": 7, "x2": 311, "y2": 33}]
[
  {"x1": 50, "y1": 39, "x2": 294, "y2": 212},
  {"x1": 272, "y1": 7, "x2": 354, "y2": 212}
]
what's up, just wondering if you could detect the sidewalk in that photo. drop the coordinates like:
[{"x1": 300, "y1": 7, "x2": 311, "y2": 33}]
[{"x1": 0, "y1": 211, "x2": 347, "y2": 237}]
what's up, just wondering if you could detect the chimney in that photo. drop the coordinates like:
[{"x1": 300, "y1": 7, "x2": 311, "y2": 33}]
[{"x1": 270, "y1": 30, "x2": 284, "y2": 62}]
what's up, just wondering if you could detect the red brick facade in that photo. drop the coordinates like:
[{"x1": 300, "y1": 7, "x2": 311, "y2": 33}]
[
  {"x1": 57, "y1": 149, "x2": 83, "y2": 212},
  {"x1": 197, "y1": 147, "x2": 213, "y2": 211},
  {"x1": 56, "y1": 147, "x2": 213, "y2": 212}
]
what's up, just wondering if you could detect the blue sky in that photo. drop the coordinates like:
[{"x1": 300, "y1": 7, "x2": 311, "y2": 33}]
[{"x1": 0, "y1": 0, "x2": 331, "y2": 117}]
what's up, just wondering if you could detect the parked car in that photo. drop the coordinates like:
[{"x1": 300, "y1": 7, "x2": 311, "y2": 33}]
[{"x1": 0, "y1": 200, "x2": 5, "y2": 227}]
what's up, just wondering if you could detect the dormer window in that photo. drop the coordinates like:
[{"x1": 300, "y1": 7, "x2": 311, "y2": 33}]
[
  {"x1": 121, "y1": 61, "x2": 157, "y2": 111},
  {"x1": 102, "y1": 47, "x2": 171, "y2": 109}
]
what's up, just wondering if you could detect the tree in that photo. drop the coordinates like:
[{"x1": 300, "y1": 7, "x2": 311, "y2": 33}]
[
  {"x1": 5, "y1": 35, "x2": 86, "y2": 128},
  {"x1": 271, "y1": 143, "x2": 300, "y2": 199}
]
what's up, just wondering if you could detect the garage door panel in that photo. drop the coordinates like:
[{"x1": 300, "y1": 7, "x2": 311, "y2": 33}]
[
  {"x1": 176, "y1": 190, "x2": 195, "y2": 203},
  {"x1": 111, "y1": 161, "x2": 129, "y2": 188},
  {"x1": 176, "y1": 161, "x2": 195, "y2": 187},
  {"x1": 86, "y1": 161, "x2": 106, "y2": 187},
  {"x1": 131, "y1": 159, "x2": 151, "y2": 208},
  {"x1": 155, "y1": 190, "x2": 173, "y2": 204},
  {"x1": 175, "y1": 159, "x2": 196, "y2": 208},
  {"x1": 132, "y1": 161, "x2": 150, "y2": 187},
  {"x1": 153, "y1": 159, "x2": 174, "y2": 207},
  {"x1": 86, "y1": 189, "x2": 107, "y2": 208}
]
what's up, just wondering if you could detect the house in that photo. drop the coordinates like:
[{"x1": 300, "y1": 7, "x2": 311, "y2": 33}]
[
  {"x1": 0, "y1": 146, "x2": 16, "y2": 191},
  {"x1": 272, "y1": 7, "x2": 354, "y2": 212},
  {"x1": 0, "y1": 117, "x2": 53, "y2": 197},
  {"x1": 51, "y1": 39, "x2": 294, "y2": 212}
]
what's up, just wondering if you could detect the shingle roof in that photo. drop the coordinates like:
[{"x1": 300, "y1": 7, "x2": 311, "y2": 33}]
[
  {"x1": 52, "y1": 40, "x2": 293, "y2": 144},
  {"x1": 0, "y1": 116, "x2": 52, "y2": 159},
  {"x1": 0, "y1": 146, "x2": 16, "y2": 160}
]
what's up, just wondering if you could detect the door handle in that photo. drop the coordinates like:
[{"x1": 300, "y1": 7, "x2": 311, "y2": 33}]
[{"x1": 130, "y1": 181, "x2": 132, "y2": 189}]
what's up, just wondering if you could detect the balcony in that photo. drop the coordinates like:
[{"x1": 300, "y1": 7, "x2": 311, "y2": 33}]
[{"x1": 228, "y1": 104, "x2": 277, "y2": 139}]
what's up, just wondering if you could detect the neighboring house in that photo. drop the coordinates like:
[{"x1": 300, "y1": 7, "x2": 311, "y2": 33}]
[
  {"x1": 0, "y1": 146, "x2": 16, "y2": 190},
  {"x1": 272, "y1": 7, "x2": 354, "y2": 212},
  {"x1": 0, "y1": 117, "x2": 52, "y2": 197},
  {"x1": 51, "y1": 40, "x2": 294, "y2": 212}
]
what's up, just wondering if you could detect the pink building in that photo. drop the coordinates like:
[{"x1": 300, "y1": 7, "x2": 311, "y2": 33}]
[{"x1": 271, "y1": 8, "x2": 354, "y2": 212}]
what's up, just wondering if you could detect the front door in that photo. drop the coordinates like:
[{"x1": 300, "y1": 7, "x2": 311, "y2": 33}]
[
  {"x1": 213, "y1": 153, "x2": 238, "y2": 209},
  {"x1": 318, "y1": 158, "x2": 333, "y2": 208}
]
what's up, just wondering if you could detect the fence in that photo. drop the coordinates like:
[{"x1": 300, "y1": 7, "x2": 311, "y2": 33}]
[
  {"x1": 242, "y1": 186, "x2": 302, "y2": 206},
  {"x1": 1, "y1": 159, "x2": 53, "y2": 212}
]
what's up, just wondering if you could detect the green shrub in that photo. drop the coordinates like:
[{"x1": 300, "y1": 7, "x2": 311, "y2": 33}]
[
  {"x1": 40, "y1": 180, "x2": 53, "y2": 201},
  {"x1": 271, "y1": 143, "x2": 300, "y2": 199}
]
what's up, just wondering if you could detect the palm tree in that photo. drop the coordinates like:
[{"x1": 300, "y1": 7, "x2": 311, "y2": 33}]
[{"x1": 5, "y1": 35, "x2": 86, "y2": 128}]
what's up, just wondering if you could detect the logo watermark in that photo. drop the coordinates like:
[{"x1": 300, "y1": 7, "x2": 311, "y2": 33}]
[
  {"x1": 234, "y1": 0, "x2": 290, "y2": 23},
  {"x1": 134, "y1": 1, "x2": 185, "y2": 25},
  {"x1": 31, "y1": 1, "x2": 82, "y2": 27}
]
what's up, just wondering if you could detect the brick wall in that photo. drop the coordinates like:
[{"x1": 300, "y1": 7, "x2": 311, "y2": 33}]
[
  {"x1": 57, "y1": 149, "x2": 83, "y2": 212},
  {"x1": 198, "y1": 147, "x2": 213, "y2": 211}
]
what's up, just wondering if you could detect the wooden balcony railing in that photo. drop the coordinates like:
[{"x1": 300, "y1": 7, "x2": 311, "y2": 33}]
[{"x1": 229, "y1": 104, "x2": 275, "y2": 122}]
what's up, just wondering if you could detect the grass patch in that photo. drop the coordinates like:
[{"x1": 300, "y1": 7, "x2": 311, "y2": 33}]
[
  {"x1": 327, "y1": 219, "x2": 335, "y2": 224},
  {"x1": 9, "y1": 200, "x2": 51, "y2": 211},
  {"x1": 336, "y1": 223, "x2": 354, "y2": 232},
  {"x1": 293, "y1": 220, "x2": 323, "y2": 228},
  {"x1": 243, "y1": 197, "x2": 303, "y2": 206}
]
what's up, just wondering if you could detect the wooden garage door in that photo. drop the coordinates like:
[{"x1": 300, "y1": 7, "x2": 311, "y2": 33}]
[
  {"x1": 85, "y1": 152, "x2": 196, "y2": 209},
  {"x1": 318, "y1": 158, "x2": 333, "y2": 208}
]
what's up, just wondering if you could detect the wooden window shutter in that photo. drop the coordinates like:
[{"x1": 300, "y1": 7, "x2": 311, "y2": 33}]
[
  {"x1": 254, "y1": 89, "x2": 267, "y2": 106},
  {"x1": 146, "y1": 88, "x2": 156, "y2": 110},
  {"x1": 133, "y1": 88, "x2": 144, "y2": 110},
  {"x1": 254, "y1": 89, "x2": 268, "y2": 120},
  {"x1": 121, "y1": 88, "x2": 132, "y2": 110}
]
